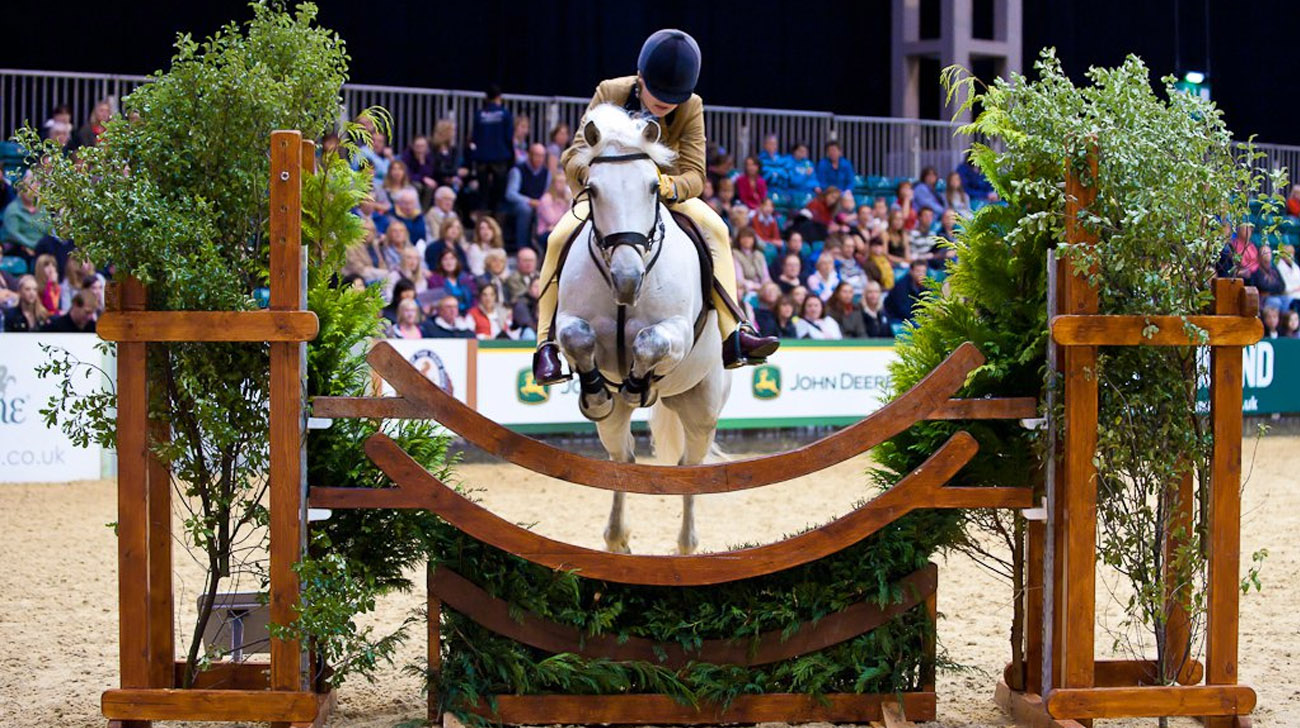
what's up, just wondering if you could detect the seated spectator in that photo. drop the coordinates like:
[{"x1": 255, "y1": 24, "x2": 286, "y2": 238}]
[
  {"x1": 356, "y1": 128, "x2": 393, "y2": 181},
  {"x1": 787, "y1": 143, "x2": 819, "y2": 194},
  {"x1": 425, "y1": 217, "x2": 470, "y2": 274},
  {"x1": 715, "y1": 177, "x2": 738, "y2": 213},
  {"x1": 389, "y1": 245, "x2": 430, "y2": 301},
  {"x1": 428, "y1": 248, "x2": 477, "y2": 313},
  {"x1": 477, "y1": 248, "x2": 509, "y2": 304},
  {"x1": 425, "y1": 295, "x2": 476, "y2": 338},
  {"x1": 957, "y1": 159, "x2": 997, "y2": 202},
  {"x1": 391, "y1": 188, "x2": 429, "y2": 248},
  {"x1": 852, "y1": 203, "x2": 882, "y2": 242},
  {"x1": 1285, "y1": 310, "x2": 1300, "y2": 338},
  {"x1": 34, "y1": 234, "x2": 77, "y2": 278},
  {"x1": 0, "y1": 272, "x2": 18, "y2": 310},
  {"x1": 1277, "y1": 243, "x2": 1300, "y2": 309},
  {"x1": 386, "y1": 299, "x2": 427, "y2": 340},
  {"x1": 944, "y1": 171, "x2": 972, "y2": 217},
  {"x1": 790, "y1": 284, "x2": 808, "y2": 313},
  {"x1": 424, "y1": 186, "x2": 459, "y2": 240},
  {"x1": 771, "y1": 231, "x2": 814, "y2": 281},
  {"x1": 59, "y1": 256, "x2": 95, "y2": 313},
  {"x1": 49, "y1": 122, "x2": 75, "y2": 157},
  {"x1": 860, "y1": 280, "x2": 894, "y2": 337},
  {"x1": 910, "y1": 208, "x2": 939, "y2": 264},
  {"x1": 430, "y1": 120, "x2": 468, "y2": 190},
  {"x1": 344, "y1": 216, "x2": 389, "y2": 284},
  {"x1": 505, "y1": 247, "x2": 540, "y2": 305},
  {"x1": 511, "y1": 116, "x2": 532, "y2": 165},
  {"x1": 1230, "y1": 224, "x2": 1257, "y2": 277},
  {"x1": 753, "y1": 281, "x2": 783, "y2": 336},
  {"x1": 931, "y1": 209, "x2": 959, "y2": 269},
  {"x1": 1251, "y1": 245, "x2": 1290, "y2": 312},
  {"x1": 1261, "y1": 304, "x2": 1282, "y2": 339},
  {"x1": 892, "y1": 180, "x2": 918, "y2": 230},
  {"x1": 862, "y1": 238, "x2": 895, "y2": 291},
  {"x1": 85, "y1": 275, "x2": 106, "y2": 316},
  {"x1": 468, "y1": 284, "x2": 512, "y2": 339},
  {"x1": 40, "y1": 104, "x2": 73, "y2": 141},
  {"x1": 382, "y1": 218, "x2": 413, "y2": 269},
  {"x1": 815, "y1": 141, "x2": 855, "y2": 193},
  {"x1": 465, "y1": 216, "x2": 505, "y2": 277},
  {"x1": 758, "y1": 134, "x2": 789, "y2": 186},
  {"x1": 357, "y1": 196, "x2": 390, "y2": 236},
  {"x1": 376, "y1": 160, "x2": 417, "y2": 216},
  {"x1": 735, "y1": 156, "x2": 768, "y2": 210},
  {"x1": 504, "y1": 143, "x2": 550, "y2": 252},
  {"x1": 913, "y1": 166, "x2": 945, "y2": 216},
  {"x1": 3, "y1": 173, "x2": 51, "y2": 267},
  {"x1": 769, "y1": 294, "x2": 799, "y2": 338},
  {"x1": 33, "y1": 254, "x2": 61, "y2": 314},
  {"x1": 726, "y1": 205, "x2": 750, "y2": 240},
  {"x1": 511, "y1": 277, "x2": 542, "y2": 339},
  {"x1": 536, "y1": 172, "x2": 572, "y2": 250},
  {"x1": 382, "y1": 278, "x2": 417, "y2": 322},
  {"x1": 774, "y1": 253, "x2": 805, "y2": 294},
  {"x1": 320, "y1": 133, "x2": 342, "y2": 160},
  {"x1": 77, "y1": 99, "x2": 112, "y2": 148},
  {"x1": 545, "y1": 123, "x2": 571, "y2": 171},
  {"x1": 831, "y1": 236, "x2": 869, "y2": 295},
  {"x1": 886, "y1": 260, "x2": 930, "y2": 323},
  {"x1": 751, "y1": 198, "x2": 781, "y2": 245},
  {"x1": 42, "y1": 290, "x2": 97, "y2": 332},
  {"x1": 834, "y1": 190, "x2": 858, "y2": 230},
  {"x1": 706, "y1": 143, "x2": 734, "y2": 189},
  {"x1": 806, "y1": 253, "x2": 840, "y2": 301},
  {"x1": 1286, "y1": 184, "x2": 1300, "y2": 217},
  {"x1": 795, "y1": 294, "x2": 842, "y2": 339},
  {"x1": 3, "y1": 275, "x2": 51, "y2": 332},
  {"x1": 882, "y1": 209, "x2": 911, "y2": 268},
  {"x1": 733, "y1": 227, "x2": 771, "y2": 298},
  {"x1": 825, "y1": 282, "x2": 864, "y2": 338},
  {"x1": 801, "y1": 186, "x2": 843, "y2": 240}
]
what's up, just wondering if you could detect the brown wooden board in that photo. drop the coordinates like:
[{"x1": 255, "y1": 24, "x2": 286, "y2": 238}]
[
  {"x1": 146, "y1": 413, "x2": 174, "y2": 689},
  {"x1": 97, "y1": 310, "x2": 319, "y2": 342},
  {"x1": 346, "y1": 430, "x2": 1030, "y2": 585},
  {"x1": 1050, "y1": 314, "x2": 1263, "y2": 347},
  {"x1": 994, "y1": 682, "x2": 1086, "y2": 728},
  {"x1": 173, "y1": 660, "x2": 270, "y2": 690},
  {"x1": 102, "y1": 688, "x2": 319, "y2": 722},
  {"x1": 1044, "y1": 685, "x2": 1256, "y2": 719},
  {"x1": 360, "y1": 340, "x2": 984, "y2": 494},
  {"x1": 464, "y1": 692, "x2": 937, "y2": 725},
  {"x1": 429, "y1": 563, "x2": 936, "y2": 667}
]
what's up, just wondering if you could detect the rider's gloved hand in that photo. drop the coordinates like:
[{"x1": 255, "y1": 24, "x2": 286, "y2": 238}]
[{"x1": 657, "y1": 171, "x2": 678, "y2": 203}]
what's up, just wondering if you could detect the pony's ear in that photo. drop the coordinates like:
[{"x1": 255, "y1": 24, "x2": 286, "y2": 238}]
[
  {"x1": 642, "y1": 119, "x2": 662, "y2": 145},
  {"x1": 583, "y1": 120, "x2": 601, "y2": 147}
]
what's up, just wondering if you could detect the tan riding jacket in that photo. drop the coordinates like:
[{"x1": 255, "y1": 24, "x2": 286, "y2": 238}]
[{"x1": 561, "y1": 75, "x2": 706, "y2": 202}]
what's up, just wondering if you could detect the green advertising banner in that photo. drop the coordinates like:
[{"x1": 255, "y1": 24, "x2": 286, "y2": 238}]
[{"x1": 1240, "y1": 338, "x2": 1300, "y2": 415}]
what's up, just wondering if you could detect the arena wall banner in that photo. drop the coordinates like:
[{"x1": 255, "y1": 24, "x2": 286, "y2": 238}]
[{"x1": 1, "y1": 334, "x2": 107, "y2": 483}]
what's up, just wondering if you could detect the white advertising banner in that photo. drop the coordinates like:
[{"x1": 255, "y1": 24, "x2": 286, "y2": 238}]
[
  {"x1": 1, "y1": 334, "x2": 107, "y2": 483},
  {"x1": 469, "y1": 341, "x2": 898, "y2": 430},
  {"x1": 378, "y1": 339, "x2": 473, "y2": 405}
]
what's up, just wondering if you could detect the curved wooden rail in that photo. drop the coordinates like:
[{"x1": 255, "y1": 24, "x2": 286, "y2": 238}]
[
  {"x1": 429, "y1": 563, "x2": 937, "y2": 668},
  {"x1": 313, "y1": 430, "x2": 1032, "y2": 585},
  {"x1": 330, "y1": 340, "x2": 985, "y2": 496}
]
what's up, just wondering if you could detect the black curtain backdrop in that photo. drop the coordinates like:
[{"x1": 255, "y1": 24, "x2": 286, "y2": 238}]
[{"x1": 2, "y1": 0, "x2": 1294, "y2": 143}]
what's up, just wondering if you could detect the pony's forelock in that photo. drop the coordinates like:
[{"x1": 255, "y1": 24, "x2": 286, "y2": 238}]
[{"x1": 570, "y1": 104, "x2": 677, "y2": 172}]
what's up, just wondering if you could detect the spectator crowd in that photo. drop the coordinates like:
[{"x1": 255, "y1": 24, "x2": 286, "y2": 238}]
[{"x1": 5, "y1": 93, "x2": 1300, "y2": 342}]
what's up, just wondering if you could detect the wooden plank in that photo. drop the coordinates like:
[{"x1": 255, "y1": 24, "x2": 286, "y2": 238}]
[
  {"x1": 268, "y1": 129, "x2": 306, "y2": 698},
  {"x1": 427, "y1": 566, "x2": 441, "y2": 725},
  {"x1": 994, "y1": 682, "x2": 1084, "y2": 728},
  {"x1": 146, "y1": 411, "x2": 173, "y2": 689},
  {"x1": 102, "y1": 688, "x2": 319, "y2": 722},
  {"x1": 469, "y1": 692, "x2": 937, "y2": 725},
  {"x1": 1045, "y1": 685, "x2": 1256, "y2": 719},
  {"x1": 1094, "y1": 658, "x2": 1204, "y2": 687},
  {"x1": 352, "y1": 431, "x2": 989, "y2": 585},
  {"x1": 1050, "y1": 314, "x2": 1263, "y2": 347},
  {"x1": 361, "y1": 340, "x2": 985, "y2": 494},
  {"x1": 1207, "y1": 278, "x2": 1246, "y2": 728},
  {"x1": 429, "y1": 564, "x2": 936, "y2": 667},
  {"x1": 1165, "y1": 466, "x2": 1195, "y2": 684},
  {"x1": 925, "y1": 396, "x2": 1038, "y2": 420},
  {"x1": 97, "y1": 310, "x2": 319, "y2": 342},
  {"x1": 173, "y1": 660, "x2": 270, "y2": 690},
  {"x1": 112, "y1": 276, "x2": 151, "y2": 695}
]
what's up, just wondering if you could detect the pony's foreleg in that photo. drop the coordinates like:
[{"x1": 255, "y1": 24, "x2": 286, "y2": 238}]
[
  {"x1": 594, "y1": 404, "x2": 636, "y2": 553},
  {"x1": 558, "y1": 317, "x2": 613, "y2": 421},
  {"x1": 622, "y1": 316, "x2": 691, "y2": 408}
]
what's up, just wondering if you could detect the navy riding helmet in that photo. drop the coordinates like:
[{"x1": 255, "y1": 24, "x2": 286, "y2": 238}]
[{"x1": 637, "y1": 29, "x2": 701, "y2": 105}]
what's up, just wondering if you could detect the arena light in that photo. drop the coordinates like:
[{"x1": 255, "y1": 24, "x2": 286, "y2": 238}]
[{"x1": 1184, "y1": 70, "x2": 1206, "y2": 85}]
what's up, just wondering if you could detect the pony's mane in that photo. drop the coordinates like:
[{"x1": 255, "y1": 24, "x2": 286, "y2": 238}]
[{"x1": 569, "y1": 104, "x2": 677, "y2": 171}]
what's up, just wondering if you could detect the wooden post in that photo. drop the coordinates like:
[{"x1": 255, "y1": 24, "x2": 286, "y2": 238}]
[
  {"x1": 146, "y1": 408, "x2": 174, "y2": 689},
  {"x1": 269, "y1": 130, "x2": 307, "y2": 709},
  {"x1": 428, "y1": 565, "x2": 443, "y2": 725},
  {"x1": 1205, "y1": 278, "x2": 1245, "y2": 728},
  {"x1": 1059, "y1": 148, "x2": 1100, "y2": 715},
  {"x1": 1025, "y1": 518, "x2": 1045, "y2": 692},
  {"x1": 114, "y1": 276, "x2": 152, "y2": 728},
  {"x1": 1163, "y1": 467, "x2": 1194, "y2": 685}
]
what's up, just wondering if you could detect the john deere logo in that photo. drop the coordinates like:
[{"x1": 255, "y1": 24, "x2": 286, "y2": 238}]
[
  {"x1": 752, "y1": 365, "x2": 781, "y2": 400},
  {"x1": 516, "y1": 368, "x2": 550, "y2": 404}
]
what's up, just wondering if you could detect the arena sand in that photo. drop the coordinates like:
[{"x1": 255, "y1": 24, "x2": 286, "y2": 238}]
[{"x1": 1, "y1": 435, "x2": 1296, "y2": 727}]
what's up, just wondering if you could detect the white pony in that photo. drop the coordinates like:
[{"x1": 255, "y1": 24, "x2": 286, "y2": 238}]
[{"x1": 556, "y1": 104, "x2": 730, "y2": 555}]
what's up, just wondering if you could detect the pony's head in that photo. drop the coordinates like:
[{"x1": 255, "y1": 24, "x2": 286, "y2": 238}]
[{"x1": 571, "y1": 104, "x2": 677, "y2": 305}]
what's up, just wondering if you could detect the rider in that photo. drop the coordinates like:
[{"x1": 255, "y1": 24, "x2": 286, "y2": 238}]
[{"x1": 531, "y1": 28, "x2": 781, "y2": 386}]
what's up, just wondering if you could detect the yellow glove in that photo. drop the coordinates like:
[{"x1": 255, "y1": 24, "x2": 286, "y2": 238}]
[{"x1": 657, "y1": 171, "x2": 678, "y2": 202}]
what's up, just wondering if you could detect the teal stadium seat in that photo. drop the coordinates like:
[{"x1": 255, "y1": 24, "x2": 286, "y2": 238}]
[{"x1": 1, "y1": 256, "x2": 30, "y2": 276}]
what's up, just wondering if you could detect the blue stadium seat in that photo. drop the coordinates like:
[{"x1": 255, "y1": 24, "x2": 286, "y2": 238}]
[{"x1": 1, "y1": 256, "x2": 29, "y2": 276}]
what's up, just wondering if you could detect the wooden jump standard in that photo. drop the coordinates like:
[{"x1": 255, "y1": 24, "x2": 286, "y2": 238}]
[{"x1": 995, "y1": 150, "x2": 1261, "y2": 727}]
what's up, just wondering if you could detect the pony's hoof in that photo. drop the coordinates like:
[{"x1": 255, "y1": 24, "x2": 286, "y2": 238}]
[
  {"x1": 677, "y1": 537, "x2": 698, "y2": 555},
  {"x1": 604, "y1": 535, "x2": 631, "y2": 554},
  {"x1": 620, "y1": 385, "x2": 658, "y2": 409},
  {"x1": 580, "y1": 390, "x2": 614, "y2": 421}
]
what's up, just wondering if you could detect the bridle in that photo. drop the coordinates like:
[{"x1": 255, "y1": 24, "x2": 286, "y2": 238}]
[{"x1": 572, "y1": 151, "x2": 667, "y2": 280}]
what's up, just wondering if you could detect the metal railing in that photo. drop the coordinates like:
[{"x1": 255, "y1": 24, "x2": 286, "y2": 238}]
[{"x1": 4, "y1": 67, "x2": 1299, "y2": 186}]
